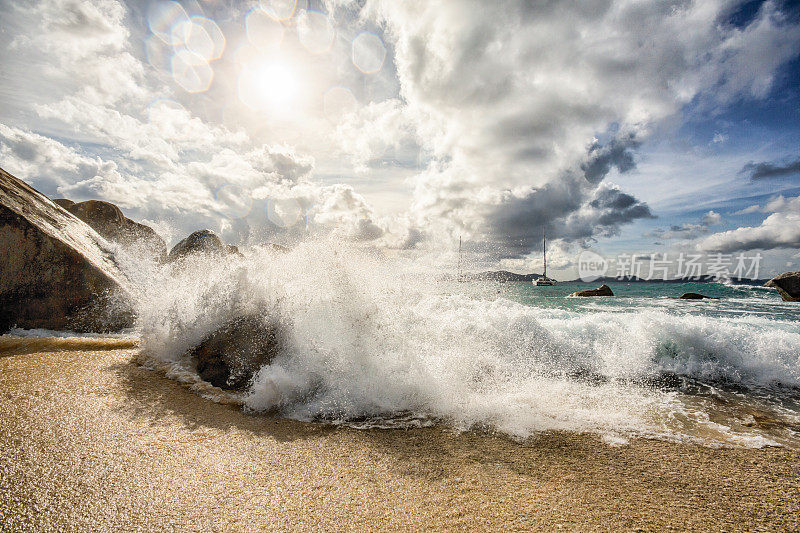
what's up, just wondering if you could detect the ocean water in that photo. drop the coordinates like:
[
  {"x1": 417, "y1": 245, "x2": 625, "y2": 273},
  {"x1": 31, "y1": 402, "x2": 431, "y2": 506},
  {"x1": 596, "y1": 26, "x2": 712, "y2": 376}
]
[{"x1": 125, "y1": 242, "x2": 800, "y2": 448}]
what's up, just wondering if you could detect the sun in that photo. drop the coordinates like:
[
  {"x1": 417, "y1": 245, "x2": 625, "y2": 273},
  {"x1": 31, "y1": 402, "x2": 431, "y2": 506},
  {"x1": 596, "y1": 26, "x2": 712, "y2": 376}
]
[{"x1": 238, "y1": 59, "x2": 299, "y2": 112}]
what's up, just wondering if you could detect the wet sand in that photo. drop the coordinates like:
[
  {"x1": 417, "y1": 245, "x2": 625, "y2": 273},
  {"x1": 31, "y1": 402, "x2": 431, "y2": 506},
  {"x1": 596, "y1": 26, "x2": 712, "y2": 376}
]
[{"x1": 1, "y1": 339, "x2": 799, "y2": 531}]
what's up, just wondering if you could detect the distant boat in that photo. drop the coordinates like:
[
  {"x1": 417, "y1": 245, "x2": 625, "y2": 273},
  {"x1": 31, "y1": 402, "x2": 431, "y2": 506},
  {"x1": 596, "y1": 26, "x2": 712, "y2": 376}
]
[{"x1": 534, "y1": 234, "x2": 555, "y2": 286}]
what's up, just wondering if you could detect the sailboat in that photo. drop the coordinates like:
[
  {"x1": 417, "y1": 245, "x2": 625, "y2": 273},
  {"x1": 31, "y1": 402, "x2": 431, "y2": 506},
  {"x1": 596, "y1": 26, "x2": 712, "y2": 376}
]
[{"x1": 534, "y1": 234, "x2": 555, "y2": 286}]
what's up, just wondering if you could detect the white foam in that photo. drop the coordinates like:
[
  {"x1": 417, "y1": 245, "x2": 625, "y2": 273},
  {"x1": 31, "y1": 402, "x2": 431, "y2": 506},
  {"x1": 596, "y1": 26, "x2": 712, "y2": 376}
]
[{"x1": 129, "y1": 242, "x2": 800, "y2": 447}]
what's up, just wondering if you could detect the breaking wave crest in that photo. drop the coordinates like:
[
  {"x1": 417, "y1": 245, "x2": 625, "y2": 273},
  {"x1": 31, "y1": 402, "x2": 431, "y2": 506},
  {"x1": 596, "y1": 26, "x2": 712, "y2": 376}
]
[{"x1": 131, "y1": 242, "x2": 800, "y2": 446}]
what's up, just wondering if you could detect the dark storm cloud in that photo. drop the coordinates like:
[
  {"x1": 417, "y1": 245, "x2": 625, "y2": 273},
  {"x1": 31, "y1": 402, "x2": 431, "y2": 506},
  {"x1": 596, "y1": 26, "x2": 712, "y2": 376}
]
[
  {"x1": 645, "y1": 210, "x2": 721, "y2": 240},
  {"x1": 590, "y1": 187, "x2": 638, "y2": 210},
  {"x1": 482, "y1": 179, "x2": 654, "y2": 257},
  {"x1": 582, "y1": 186, "x2": 655, "y2": 230},
  {"x1": 741, "y1": 156, "x2": 800, "y2": 180},
  {"x1": 581, "y1": 135, "x2": 640, "y2": 184}
]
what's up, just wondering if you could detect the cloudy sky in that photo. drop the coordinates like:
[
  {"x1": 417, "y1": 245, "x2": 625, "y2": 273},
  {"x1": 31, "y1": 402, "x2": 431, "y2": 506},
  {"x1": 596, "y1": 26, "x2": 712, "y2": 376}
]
[{"x1": 1, "y1": 0, "x2": 799, "y2": 279}]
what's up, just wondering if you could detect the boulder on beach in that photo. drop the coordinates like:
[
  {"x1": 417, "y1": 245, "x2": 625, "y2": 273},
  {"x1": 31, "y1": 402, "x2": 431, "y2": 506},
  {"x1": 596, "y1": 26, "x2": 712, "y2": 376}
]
[
  {"x1": 765, "y1": 271, "x2": 800, "y2": 302},
  {"x1": 187, "y1": 315, "x2": 281, "y2": 390},
  {"x1": 570, "y1": 284, "x2": 614, "y2": 297},
  {"x1": 167, "y1": 229, "x2": 231, "y2": 262},
  {"x1": 53, "y1": 198, "x2": 75, "y2": 209},
  {"x1": 0, "y1": 167, "x2": 133, "y2": 332},
  {"x1": 678, "y1": 293, "x2": 719, "y2": 300},
  {"x1": 58, "y1": 199, "x2": 166, "y2": 260}
]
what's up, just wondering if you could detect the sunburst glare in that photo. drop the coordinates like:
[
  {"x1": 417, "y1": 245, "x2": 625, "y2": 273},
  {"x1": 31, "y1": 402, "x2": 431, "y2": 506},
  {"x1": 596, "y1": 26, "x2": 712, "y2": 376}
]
[{"x1": 238, "y1": 59, "x2": 300, "y2": 112}]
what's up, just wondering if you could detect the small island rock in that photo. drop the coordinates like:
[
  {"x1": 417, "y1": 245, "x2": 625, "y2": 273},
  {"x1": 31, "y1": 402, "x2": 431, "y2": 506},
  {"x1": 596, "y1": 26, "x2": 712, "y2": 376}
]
[
  {"x1": 765, "y1": 272, "x2": 800, "y2": 302},
  {"x1": 570, "y1": 284, "x2": 614, "y2": 297},
  {"x1": 679, "y1": 293, "x2": 719, "y2": 300}
]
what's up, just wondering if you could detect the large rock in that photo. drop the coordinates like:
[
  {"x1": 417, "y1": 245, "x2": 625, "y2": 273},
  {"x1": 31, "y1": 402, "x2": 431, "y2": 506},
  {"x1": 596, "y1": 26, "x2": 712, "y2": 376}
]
[
  {"x1": 679, "y1": 292, "x2": 719, "y2": 300},
  {"x1": 187, "y1": 315, "x2": 281, "y2": 390},
  {"x1": 167, "y1": 230, "x2": 229, "y2": 262},
  {"x1": 53, "y1": 198, "x2": 75, "y2": 209},
  {"x1": 0, "y1": 168, "x2": 133, "y2": 332},
  {"x1": 765, "y1": 271, "x2": 800, "y2": 302},
  {"x1": 570, "y1": 284, "x2": 614, "y2": 297},
  {"x1": 58, "y1": 199, "x2": 166, "y2": 260}
]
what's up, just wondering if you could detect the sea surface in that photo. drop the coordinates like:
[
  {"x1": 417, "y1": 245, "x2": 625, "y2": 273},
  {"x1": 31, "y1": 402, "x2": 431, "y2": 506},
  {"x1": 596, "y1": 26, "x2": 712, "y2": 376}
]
[{"x1": 22, "y1": 243, "x2": 800, "y2": 448}]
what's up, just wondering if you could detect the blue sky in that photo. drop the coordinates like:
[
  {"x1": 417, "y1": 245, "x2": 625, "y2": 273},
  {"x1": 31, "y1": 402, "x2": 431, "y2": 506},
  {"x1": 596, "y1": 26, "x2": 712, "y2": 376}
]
[{"x1": 1, "y1": 0, "x2": 799, "y2": 279}]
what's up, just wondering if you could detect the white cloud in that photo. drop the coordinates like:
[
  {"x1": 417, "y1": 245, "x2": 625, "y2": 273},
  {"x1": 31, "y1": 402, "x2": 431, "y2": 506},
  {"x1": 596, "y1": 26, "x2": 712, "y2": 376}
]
[
  {"x1": 333, "y1": 98, "x2": 423, "y2": 172},
  {"x1": 734, "y1": 204, "x2": 763, "y2": 215},
  {"x1": 0, "y1": 123, "x2": 124, "y2": 196},
  {"x1": 699, "y1": 196, "x2": 800, "y2": 252},
  {"x1": 358, "y1": 0, "x2": 800, "y2": 255},
  {"x1": 312, "y1": 184, "x2": 385, "y2": 241},
  {"x1": 3, "y1": 0, "x2": 800, "y2": 262},
  {"x1": 701, "y1": 210, "x2": 722, "y2": 226},
  {"x1": 711, "y1": 132, "x2": 728, "y2": 144}
]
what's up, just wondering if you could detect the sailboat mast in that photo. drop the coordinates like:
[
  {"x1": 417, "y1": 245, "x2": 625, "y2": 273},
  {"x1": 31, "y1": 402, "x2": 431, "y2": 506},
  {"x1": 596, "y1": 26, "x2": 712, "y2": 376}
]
[{"x1": 543, "y1": 234, "x2": 547, "y2": 279}]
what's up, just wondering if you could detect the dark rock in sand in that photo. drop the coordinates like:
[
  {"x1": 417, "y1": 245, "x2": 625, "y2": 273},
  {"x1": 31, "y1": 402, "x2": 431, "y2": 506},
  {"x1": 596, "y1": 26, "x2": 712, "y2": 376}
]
[
  {"x1": 0, "y1": 167, "x2": 133, "y2": 332},
  {"x1": 188, "y1": 315, "x2": 281, "y2": 390},
  {"x1": 167, "y1": 229, "x2": 230, "y2": 262},
  {"x1": 765, "y1": 271, "x2": 800, "y2": 302},
  {"x1": 570, "y1": 284, "x2": 614, "y2": 297},
  {"x1": 60, "y1": 199, "x2": 166, "y2": 260},
  {"x1": 679, "y1": 293, "x2": 719, "y2": 300}
]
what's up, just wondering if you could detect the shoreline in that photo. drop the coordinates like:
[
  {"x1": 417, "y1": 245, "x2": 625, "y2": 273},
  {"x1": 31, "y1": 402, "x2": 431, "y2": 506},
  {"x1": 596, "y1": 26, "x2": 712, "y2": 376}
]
[{"x1": 1, "y1": 342, "x2": 799, "y2": 531}]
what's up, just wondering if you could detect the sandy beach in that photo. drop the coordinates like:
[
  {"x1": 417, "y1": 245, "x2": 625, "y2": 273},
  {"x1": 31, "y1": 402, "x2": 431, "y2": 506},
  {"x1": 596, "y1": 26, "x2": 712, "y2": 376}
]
[{"x1": 0, "y1": 338, "x2": 797, "y2": 531}]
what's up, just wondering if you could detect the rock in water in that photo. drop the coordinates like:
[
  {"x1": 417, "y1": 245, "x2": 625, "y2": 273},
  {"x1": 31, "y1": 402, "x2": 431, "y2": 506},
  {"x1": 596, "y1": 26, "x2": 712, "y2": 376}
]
[
  {"x1": 187, "y1": 315, "x2": 281, "y2": 390},
  {"x1": 765, "y1": 271, "x2": 800, "y2": 302},
  {"x1": 167, "y1": 230, "x2": 228, "y2": 262},
  {"x1": 58, "y1": 199, "x2": 166, "y2": 260},
  {"x1": 570, "y1": 284, "x2": 614, "y2": 297},
  {"x1": 0, "y1": 167, "x2": 133, "y2": 332},
  {"x1": 679, "y1": 292, "x2": 719, "y2": 300}
]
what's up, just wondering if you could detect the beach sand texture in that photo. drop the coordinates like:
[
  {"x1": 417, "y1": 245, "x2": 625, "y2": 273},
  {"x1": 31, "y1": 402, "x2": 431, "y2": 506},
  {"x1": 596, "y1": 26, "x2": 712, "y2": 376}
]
[{"x1": 1, "y1": 339, "x2": 799, "y2": 532}]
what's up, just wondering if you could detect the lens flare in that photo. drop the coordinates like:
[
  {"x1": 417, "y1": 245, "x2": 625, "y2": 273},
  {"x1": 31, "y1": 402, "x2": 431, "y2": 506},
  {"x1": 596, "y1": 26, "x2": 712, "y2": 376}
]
[
  {"x1": 297, "y1": 10, "x2": 335, "y2": 54},
  {"x1": 232, "y1": 44, "x2": 262, "y2": 66},
  {"x1": 352, "y1": 32, "x2": 386, "y2": 74},
  {"x1": 260, "y1": 0, "x2": 306, "y2": 21},
  {"x1": 186, "y1": 16, "x2": 225, "y2": 61},
  {"x1": 267, "y1": 198, "x2": 303, "y2": 227},
  {"x1": 148, "y1": 1, "x2": 191, "y2": 45},
  {"x1": 172, "y1": 20, "x2": 214, "y2": 60},
  {"x1": 171, "y1": 49, "x2": 213, "y2": 93},
  {"x1": 323, "y1": 86, "x2": 358, "y2": 122},
  {"x1": 145, "y1": 34, "x2": 172, "y2": 72},
  {"x1": 246, "y1": 8, "x2": 285, "y2": 50},
  {"x1": 216, "y1": 184, "x2": 255, "y2": 219}
]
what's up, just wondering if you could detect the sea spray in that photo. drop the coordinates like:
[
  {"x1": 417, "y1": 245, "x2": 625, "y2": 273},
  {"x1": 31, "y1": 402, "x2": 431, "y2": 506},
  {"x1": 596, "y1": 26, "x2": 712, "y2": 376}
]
[{"x1": 128, "y1": 241, "x2": 800, "y2": 446}]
